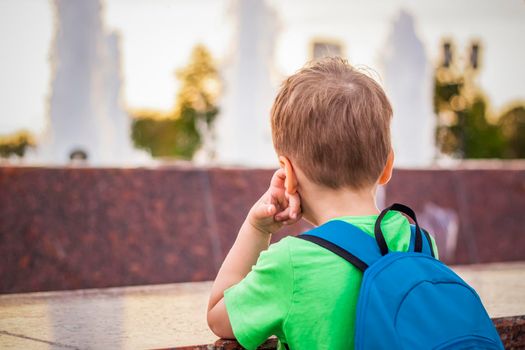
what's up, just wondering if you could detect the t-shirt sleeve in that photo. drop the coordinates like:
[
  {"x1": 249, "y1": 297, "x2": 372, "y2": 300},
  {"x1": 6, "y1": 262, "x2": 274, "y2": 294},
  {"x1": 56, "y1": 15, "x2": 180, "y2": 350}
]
[{"x1": 223, "y1": 238, "x2": 294, "y2": 350}]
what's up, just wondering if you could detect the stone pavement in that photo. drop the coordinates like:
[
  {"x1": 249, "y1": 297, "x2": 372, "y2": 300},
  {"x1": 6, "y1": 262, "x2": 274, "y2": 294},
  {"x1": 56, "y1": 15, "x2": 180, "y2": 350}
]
[{"x1": 1, "y1": 262, "x2": 524, "y2": 349}]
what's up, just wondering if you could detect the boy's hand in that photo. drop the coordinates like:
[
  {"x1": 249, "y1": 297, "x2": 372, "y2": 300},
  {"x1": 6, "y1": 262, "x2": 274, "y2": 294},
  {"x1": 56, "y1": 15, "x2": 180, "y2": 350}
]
[
  {"x1": 208, "y1": 169, "x2": 301, "y2": 338},
  {"x1": 248, "y1": 169, "x2": 302, "y2": 235}
]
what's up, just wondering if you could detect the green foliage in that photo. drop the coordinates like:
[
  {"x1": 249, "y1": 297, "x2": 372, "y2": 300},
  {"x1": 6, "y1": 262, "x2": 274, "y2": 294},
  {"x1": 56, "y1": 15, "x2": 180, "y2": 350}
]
[
  {"x1": 434, "y1": 79, "x2": 461, "y2": 110},
  {"x1": 131, "y1": 44, "x2": 220, "y2": 159},
  {"x1": 0, "y1": 130, "x2": 35, "y2": 158},
  {"x1": 132, "y1": 115, "x2": 198, "y2": 159},
  {"x1": 499, "y1": 106, "x2": 525, "y2": 158},
  {"x1": 434, "y1": 65, "x2": 524, "y2": 159}
]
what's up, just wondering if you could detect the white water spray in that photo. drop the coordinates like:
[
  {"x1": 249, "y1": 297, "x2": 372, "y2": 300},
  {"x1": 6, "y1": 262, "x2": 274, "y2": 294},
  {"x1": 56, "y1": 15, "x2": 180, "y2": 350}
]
[
  {"x1": 39, "y1": 0, "x2": 148, "y2": 165},
  {"x1": 212, "y1": 0, "x2": 280, "y2": 167},
  {"x1": 382, "y1": 10, "x2": 436, "y2": 167}
]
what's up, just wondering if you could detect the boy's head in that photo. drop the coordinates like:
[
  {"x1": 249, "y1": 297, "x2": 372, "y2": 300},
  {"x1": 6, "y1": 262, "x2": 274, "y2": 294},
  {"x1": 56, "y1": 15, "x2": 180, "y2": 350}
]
[{"x1": 271, "y1": 57, "x2": 393, "y2": 190}]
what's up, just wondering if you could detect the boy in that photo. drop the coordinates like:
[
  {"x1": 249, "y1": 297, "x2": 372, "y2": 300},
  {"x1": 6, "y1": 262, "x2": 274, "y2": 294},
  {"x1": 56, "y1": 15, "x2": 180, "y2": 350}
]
[{"x1": 207, "y1": 57, "x2": 417, "y2": 349}]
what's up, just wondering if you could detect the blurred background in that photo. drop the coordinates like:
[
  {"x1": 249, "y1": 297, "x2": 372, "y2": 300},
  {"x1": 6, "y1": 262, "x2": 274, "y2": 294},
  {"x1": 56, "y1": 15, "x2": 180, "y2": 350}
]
[
  {"x1": 0, "y1": 0, "x2": 524, "y2": 293},
  {"x1": 0, "y1": 3, "x2": 524, "y2": 349},
  {"x1": 1, "y1": 0, "x2": 524, "y2": 166}
]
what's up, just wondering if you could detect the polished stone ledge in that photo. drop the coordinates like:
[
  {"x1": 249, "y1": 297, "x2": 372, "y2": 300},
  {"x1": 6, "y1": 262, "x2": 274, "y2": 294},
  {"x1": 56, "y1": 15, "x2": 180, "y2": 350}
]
[
  {"x1": 0, "y1": 262, "x2": 524, "y2": 349},
  {"x1": 2, "y1": 165, "x2": 525, "y2": 294}
]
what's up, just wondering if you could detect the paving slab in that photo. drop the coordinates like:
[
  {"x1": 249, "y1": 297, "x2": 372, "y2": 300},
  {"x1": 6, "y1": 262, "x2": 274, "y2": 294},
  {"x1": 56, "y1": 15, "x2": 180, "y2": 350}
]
[{"x1": 1, "y1": 262, "x2": 524, "y2": 349}]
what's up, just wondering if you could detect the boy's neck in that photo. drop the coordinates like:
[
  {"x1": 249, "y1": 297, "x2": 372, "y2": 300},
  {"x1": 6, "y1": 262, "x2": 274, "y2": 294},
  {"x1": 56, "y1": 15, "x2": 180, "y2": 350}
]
[{"x1": 300, "y1": 185, "x2": 379, "y2": 227}]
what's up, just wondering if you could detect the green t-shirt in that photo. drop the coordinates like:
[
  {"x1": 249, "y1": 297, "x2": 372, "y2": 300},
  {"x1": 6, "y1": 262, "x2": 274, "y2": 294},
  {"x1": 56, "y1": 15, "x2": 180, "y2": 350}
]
[{"x1": 224, "y1": 211, "x2": 438, "y2": 350}]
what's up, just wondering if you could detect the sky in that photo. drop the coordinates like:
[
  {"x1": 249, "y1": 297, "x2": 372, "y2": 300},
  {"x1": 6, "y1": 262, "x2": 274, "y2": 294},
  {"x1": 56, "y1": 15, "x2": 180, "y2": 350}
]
[{"x1": 0, "y1": 0, "x2": 524, "y2": 136}]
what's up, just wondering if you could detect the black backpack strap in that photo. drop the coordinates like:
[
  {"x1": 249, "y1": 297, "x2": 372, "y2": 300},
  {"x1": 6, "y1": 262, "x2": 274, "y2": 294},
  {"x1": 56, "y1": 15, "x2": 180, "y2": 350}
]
[
  {"x1": 375, "y1": 203, "x2": 424, "y2": 255},
  {"x1": 409, "y1": 225, "x2": 436, "y2": 258},
  {"x1": 297, "y1": 204, "x2": 433, "y2": 271},
  {"x1": 297, "y1": 220, "x2": 382, "y2": 272}
]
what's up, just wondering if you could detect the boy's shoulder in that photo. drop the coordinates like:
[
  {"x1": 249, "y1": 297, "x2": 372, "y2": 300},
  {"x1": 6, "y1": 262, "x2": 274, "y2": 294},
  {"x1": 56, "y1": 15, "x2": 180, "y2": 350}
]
[
  {"x1": 270, "y1": 234, "x2": 339, "y2": 256},
  {"x1": 273, "y1": 214, "x2": 416, "y2": 262},
  {"x1": 265, "y1": 211, "x2": 431, "y2": 272},
  {"x1": 267, "y1": 234, "x2": 359, "y2": 271}
]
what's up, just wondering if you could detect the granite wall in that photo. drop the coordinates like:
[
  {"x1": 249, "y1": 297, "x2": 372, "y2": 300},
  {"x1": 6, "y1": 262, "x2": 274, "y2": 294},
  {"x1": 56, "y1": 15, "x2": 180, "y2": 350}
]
[
  {"x1": 1, "y1": 165, "x2": 524, "y2": 293},
  {"x1": 171, "y1": 316, "x2": 525, "y2": 350}
]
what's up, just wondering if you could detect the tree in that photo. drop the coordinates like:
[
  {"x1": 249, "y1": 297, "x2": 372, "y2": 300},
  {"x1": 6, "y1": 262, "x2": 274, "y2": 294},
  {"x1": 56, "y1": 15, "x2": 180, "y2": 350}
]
[
  {"x1": 131, "y1": 44, "x2": 220, "y2": 159},
  {"x1": 433, "y1": 41, "x2": 523, "y2": 159},
  {"x1": 499, "y1": 106, "x2": 525, "y2": 158}
]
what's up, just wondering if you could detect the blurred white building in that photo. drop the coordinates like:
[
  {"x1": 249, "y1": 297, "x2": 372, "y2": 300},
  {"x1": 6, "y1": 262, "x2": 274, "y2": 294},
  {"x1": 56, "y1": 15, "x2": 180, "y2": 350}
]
[{"x1": 11, "y1": 0, "x2": 520, "y2": 167}]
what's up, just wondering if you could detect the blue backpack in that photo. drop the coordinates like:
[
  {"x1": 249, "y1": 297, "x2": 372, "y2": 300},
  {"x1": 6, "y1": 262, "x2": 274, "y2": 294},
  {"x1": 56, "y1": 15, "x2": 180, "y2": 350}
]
[{"x1": 297, "y1": 203, "x2": 503, "y2": 349}]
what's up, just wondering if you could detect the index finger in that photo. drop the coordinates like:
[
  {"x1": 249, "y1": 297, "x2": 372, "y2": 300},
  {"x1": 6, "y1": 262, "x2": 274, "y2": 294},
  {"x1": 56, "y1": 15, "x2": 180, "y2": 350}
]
[
  {"x1": 287, "y1": 191, "x2": 301, "y2": 219},
  {"x1": 270, "y1": 168, "x2": 286, "y2": 189}
]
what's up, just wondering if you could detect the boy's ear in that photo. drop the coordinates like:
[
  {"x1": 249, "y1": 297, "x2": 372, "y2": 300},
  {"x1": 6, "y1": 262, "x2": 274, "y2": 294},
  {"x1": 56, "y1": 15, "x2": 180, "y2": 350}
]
[
  {"x1": 378, "y1": 150, "x2": 395, "y2": 185},
  {"x1": 278, "y1": 156, "x2": 298, "y2": 194}
]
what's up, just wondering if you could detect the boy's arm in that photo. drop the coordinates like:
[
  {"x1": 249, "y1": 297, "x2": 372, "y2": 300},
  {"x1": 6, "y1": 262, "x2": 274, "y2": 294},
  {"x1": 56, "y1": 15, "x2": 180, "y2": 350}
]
[
  {"x1": 207, "y1": 169, "x2": 301, "y2": 339},
  {"x1": 206, "y1": 219, "x2": 272, "y2": 338}
]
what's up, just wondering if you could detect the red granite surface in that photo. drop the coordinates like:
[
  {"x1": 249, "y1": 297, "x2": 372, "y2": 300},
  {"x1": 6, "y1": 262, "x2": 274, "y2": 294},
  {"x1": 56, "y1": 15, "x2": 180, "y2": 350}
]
[
  {"x1": 0, "y1": 165, "x2": 524, "y2": 293},
  {"x1": 0, "y1": 166, "x2": 311, "y2": 293},
  {"x1": 386, "y1": 168, "x2": 525, "y2": 265},
  {"x1": 167, "y1": 316, "x2": 525, "y2": 349}
]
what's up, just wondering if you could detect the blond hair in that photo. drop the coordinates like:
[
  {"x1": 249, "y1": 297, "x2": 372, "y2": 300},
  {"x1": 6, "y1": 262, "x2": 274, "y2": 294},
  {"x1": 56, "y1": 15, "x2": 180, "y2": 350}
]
[{"x1": 271, "y1": 57, "x2": 393, "y2": 189}]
